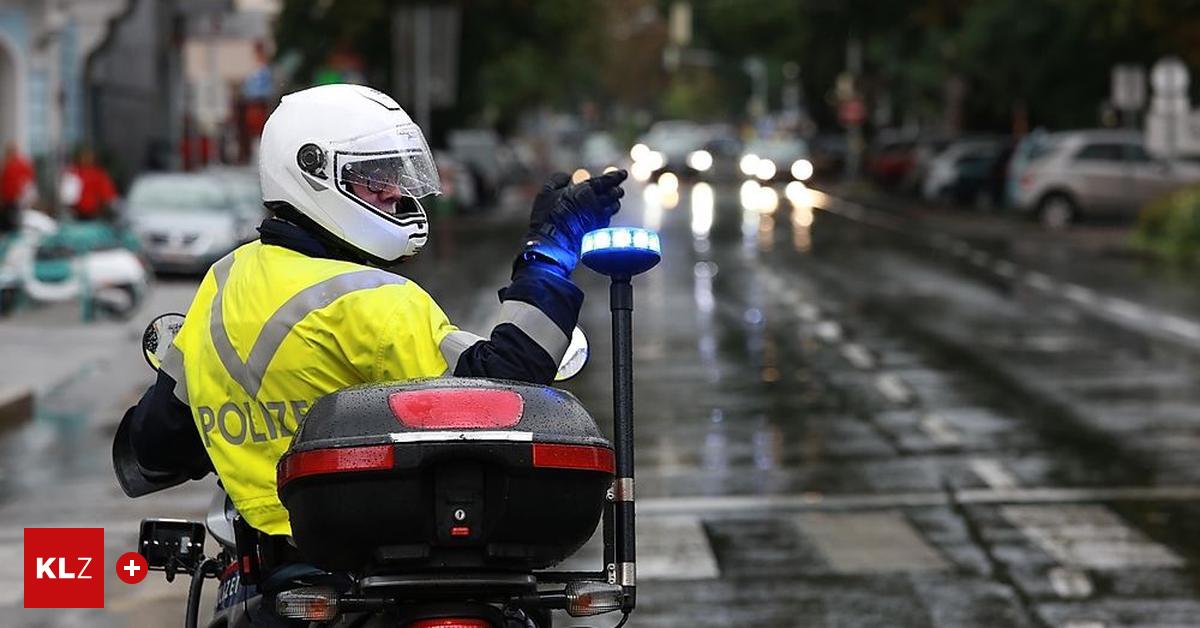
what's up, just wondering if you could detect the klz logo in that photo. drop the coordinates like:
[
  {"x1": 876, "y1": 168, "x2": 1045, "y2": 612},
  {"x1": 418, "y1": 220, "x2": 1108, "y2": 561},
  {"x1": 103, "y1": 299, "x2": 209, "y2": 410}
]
[
  {"x1": 35, "y1": 557, "x2": 94, "y2": 579},
  {"x1": 24, "y1": 528, "x2": 104, "y2": 608}
]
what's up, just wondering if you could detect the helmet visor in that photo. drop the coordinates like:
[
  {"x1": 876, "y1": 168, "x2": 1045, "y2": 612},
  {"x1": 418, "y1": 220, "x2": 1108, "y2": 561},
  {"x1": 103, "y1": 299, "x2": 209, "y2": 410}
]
[{"x1": 333, "y1": 123, "x2": 441, "y2": 200}]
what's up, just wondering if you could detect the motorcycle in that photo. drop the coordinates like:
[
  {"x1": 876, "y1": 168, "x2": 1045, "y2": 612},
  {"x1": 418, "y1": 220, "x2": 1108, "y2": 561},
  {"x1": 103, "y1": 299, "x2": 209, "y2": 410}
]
[
  {"x1": 118, "y1": 226, "x2": 662, "y2": 627},
  {"x1": 0, "y1": 209, "x2": 148, "y2": 319}
]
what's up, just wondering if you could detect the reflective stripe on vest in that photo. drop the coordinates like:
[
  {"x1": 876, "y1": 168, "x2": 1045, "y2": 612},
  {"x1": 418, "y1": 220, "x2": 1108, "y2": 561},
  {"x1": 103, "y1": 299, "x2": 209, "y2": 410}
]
[
  {"x1": 208, "y1": 254, "x2": 406, "y2": 398},
  {"x1": 159, "y1": 342, "x2": 190, "y2": 405}
]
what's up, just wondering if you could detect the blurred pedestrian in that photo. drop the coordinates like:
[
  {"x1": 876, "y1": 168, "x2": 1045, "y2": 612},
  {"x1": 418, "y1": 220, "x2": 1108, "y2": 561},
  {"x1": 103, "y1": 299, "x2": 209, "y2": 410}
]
[
  {"x1": 0, "y1": 142, "x2": 35, "y2": 232},
  {"x1": 61, "y1": 148, "x2": 117, "y2": 221}
]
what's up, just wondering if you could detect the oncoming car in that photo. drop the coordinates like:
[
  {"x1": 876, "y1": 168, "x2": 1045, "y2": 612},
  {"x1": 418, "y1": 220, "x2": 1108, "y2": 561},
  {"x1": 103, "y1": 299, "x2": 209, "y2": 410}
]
[{"x1": 739, "y1": 137, "x2": 813, "y2": 183}]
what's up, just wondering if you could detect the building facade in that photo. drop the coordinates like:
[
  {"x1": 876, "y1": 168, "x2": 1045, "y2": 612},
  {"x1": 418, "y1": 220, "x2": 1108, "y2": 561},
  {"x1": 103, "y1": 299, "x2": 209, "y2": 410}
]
[{"x1": 0, "y1": 0, "x2": 126, "y2": 157}]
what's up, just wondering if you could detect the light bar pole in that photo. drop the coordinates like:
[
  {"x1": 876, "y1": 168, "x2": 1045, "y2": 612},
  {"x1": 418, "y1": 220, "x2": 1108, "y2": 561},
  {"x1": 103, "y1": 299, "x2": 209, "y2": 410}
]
[
  {"x1": 610, "y1": 273, "x2": 636, "y2": 609},
  {"x1": 581, "y1": 228, "x2": 661, "y2": 613}
]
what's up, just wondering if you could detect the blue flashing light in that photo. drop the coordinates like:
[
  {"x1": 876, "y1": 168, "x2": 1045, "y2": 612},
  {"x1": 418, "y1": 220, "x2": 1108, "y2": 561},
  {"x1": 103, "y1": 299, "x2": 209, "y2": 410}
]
[{"x1": 581, "y1": 227, "x2": 662, "y2": 277}]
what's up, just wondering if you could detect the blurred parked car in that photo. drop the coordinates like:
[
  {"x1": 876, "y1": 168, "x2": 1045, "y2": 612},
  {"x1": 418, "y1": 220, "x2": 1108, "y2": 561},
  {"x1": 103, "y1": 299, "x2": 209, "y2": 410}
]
[
  {"x1": 126, "y1": 172, "x2": 264, "y2": 274},
  {"x1": 739, "y1": 136, "x2": 812, "y2": 183},
  {"x1": 901, "y1": 136, "x2": 953, "y2": 195},
  {"x1": 448, "y1": 129, "x2": 506, "y2": 208},
  {"x1": 1013, "y1": 129, "x2": 1200, "y2": 228},
  {"x1": 867, "y1": 135, "x2": 917, "y2": 188},
  {"x1": 206, "y1": 166, "x2": 265, "y2": 218},
  {"x1": 1006, "y1": 129, "x2": 1053, "y2": 208},
  {"x1": 431, "y1": 151, "x2": 480, "y2": 214},
  {"x1": 922, "y1": 138, "x2": 1006, "y2": 206}
]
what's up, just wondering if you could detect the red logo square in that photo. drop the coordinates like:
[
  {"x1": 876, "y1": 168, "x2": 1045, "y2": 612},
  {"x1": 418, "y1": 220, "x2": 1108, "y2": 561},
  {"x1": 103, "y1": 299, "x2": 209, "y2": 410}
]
[{"x1": 23, "y1": 528, "x2": 104, "y2": 608}]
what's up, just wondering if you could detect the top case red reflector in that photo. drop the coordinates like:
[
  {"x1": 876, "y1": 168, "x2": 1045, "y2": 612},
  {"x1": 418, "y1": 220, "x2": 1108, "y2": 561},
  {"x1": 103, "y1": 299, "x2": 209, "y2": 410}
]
[
  {"x1": 388, "y1": 388, "x2": 524, "y2": 429},
  {"x1": 410, "y1": 620, "x2": 492, "y2": 628},
  {"x1": 532, "y1": 443, "x2": 615, "y2": 474},
  {"x1": 277, "y1": 444, "x2": 394, "y2": 487}
]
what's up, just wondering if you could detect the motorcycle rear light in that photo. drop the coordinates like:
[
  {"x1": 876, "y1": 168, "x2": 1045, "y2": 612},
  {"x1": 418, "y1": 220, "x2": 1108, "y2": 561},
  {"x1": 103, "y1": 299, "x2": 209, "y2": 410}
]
[
  {"x1": 565, "y1": 581, "x2": 625, "y2": 617},
  {"x1": 277, "y1": 444, "x2": 394, "y2": 487},
  {"x1": 410, "y1": 620, "x2": 492, "y2": 628},
  {"x1": 276, "y1": 586, "x2": 339, "y2": 621},
  {"x1": 388, "y1": 389, "x2": 524, "y2": 429}
]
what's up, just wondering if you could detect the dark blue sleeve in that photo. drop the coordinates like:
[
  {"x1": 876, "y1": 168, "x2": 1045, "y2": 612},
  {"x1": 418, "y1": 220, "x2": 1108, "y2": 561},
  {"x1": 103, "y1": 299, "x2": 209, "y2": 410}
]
[
  {"x1": 119, "y1": 370, "x2": 213, "y2": 480},
  {"x1": 451, "y1": 260, "x2": 583, "y2": 384}
]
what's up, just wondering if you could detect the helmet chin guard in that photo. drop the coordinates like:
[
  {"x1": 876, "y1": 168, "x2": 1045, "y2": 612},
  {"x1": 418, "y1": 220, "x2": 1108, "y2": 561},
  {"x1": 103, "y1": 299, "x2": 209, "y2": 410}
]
[{"x1": 259, "y1": 84, "x2": 441, "y2": 264}]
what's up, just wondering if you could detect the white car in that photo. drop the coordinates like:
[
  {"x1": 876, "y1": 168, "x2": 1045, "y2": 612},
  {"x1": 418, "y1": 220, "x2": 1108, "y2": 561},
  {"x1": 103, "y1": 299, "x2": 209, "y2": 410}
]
[
  {"x1": 634, "y1": 120, "x2": 710, "y2": 177},
  {"x1": 126, "y1": 172, "x2": 264, "y2": 273},
  {"x1": 739, "y1": 138, "x2": 812, "y2": 182},
  {"x1": 1013, "y1": 129, "x2": 1200, "y2": 228}
]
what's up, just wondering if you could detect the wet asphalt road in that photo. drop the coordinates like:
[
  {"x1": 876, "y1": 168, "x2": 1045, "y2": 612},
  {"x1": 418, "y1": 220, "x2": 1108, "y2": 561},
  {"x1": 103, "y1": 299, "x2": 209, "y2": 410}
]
[{"x1": 4, "y1": 179, "x2": 1200, "y2": 627}]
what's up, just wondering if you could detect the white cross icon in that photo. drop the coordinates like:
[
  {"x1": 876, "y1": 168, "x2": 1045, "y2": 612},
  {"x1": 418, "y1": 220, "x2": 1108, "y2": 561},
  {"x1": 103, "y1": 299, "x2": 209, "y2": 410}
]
[{"x1": 123, "y1": 559, "x2": 142, "y2": 578}]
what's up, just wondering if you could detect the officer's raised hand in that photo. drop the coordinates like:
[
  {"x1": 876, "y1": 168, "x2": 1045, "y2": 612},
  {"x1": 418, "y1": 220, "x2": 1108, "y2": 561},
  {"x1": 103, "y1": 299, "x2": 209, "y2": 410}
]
[{"x1": 521, "y1": 169, "x2": 628, "y2": 275}]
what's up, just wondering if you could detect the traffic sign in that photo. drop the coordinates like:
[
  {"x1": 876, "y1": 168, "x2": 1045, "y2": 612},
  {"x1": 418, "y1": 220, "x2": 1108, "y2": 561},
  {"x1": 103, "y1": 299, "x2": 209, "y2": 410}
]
[
  {"x1": 1111, "y1": 64, "x2": 1146, "y2": 111},
  {"x1": 839, "y1": 99, "x2": 866, "y2": 127}
]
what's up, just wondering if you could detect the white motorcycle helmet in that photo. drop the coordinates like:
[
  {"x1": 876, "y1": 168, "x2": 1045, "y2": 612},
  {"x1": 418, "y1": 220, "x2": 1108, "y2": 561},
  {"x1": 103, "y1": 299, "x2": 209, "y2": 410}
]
[{"x1": 259, "y1": 84, "x2": 440, "y2": 263}]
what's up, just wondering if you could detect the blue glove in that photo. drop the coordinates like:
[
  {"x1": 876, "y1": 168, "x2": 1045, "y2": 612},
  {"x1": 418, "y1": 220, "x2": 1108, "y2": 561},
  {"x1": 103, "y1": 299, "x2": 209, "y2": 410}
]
[{"x1": 520, "y1": 169, "x2": 628, "y2": 276}]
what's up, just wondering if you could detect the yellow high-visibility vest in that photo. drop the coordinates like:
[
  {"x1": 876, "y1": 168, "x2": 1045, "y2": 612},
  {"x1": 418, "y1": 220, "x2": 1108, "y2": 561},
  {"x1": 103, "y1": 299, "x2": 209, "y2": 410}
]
[{"x1": 161, "y1": 241, "x2": 483, "y2": 535}]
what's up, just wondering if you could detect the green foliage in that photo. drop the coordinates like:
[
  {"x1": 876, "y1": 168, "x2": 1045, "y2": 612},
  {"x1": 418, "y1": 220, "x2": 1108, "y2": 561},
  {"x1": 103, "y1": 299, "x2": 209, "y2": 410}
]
[
  {"x1": 273, "y1": 0, "x2": 1200, "y2": 134},
  {"x1": 691, "y1": 0, "x2": 1200, "y2": 130},
  {"x1": 1134, "y1": 184, "x2": 1200, "y2": 265},
  {"x1": 274, "y1": 0, "x2": 606, "y2": 132}
]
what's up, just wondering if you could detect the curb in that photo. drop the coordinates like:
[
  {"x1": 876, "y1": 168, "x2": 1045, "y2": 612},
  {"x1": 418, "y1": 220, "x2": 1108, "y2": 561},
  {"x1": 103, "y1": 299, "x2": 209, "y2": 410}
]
[{"x1": 0, "y1": 386, "x2": 34, "y2": 431}]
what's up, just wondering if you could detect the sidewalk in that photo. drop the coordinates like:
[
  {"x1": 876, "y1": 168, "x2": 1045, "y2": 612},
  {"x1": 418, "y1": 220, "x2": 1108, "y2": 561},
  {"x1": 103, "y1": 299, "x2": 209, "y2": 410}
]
[{"x1": 0, "y1": 278, "x2": 206, "y2": 430}]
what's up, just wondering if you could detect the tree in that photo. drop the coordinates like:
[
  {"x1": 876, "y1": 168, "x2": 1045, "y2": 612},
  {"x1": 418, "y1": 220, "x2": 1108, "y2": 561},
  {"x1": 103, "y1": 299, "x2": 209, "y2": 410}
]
[{"x1": 275, "y1": 0, "x2": 625, "y2": 135}]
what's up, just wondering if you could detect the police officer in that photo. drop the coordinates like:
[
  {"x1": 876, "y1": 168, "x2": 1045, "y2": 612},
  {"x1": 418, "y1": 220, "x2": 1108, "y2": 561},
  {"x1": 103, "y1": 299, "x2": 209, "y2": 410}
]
[{"x1": 112, "y1": 84, "x2": 627, "y2": 540}]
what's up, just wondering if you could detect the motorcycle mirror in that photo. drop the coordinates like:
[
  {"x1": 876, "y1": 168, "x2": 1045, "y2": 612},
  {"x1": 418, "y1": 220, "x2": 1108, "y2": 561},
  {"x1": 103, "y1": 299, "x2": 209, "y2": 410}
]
[
  {"x1": 142, "y1": 313, "x2": 186, "y2": 372},
  {"x1": 555, "y1": 326, "x2": 589, "y2": 381}
]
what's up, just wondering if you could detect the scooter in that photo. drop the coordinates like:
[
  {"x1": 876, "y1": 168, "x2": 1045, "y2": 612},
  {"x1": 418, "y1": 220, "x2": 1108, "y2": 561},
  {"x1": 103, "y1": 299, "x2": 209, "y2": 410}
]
[
  {"x1": 120, "y1": 226, "x2": 662, "y2": 627},
  {"x1": 0, "y1": 209, "x2": 148, "y2": 319}
]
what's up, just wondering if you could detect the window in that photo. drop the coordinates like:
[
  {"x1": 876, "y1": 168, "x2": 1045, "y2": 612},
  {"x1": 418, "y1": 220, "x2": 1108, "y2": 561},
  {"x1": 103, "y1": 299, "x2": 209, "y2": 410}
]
[
  {"x1": 1124, "y1": 144, "x2": 1153, "y2": 162},
  {"x1": 1025, "y1": 138, "x2": 1060, "y2": 162},
  {"x1": 1074, "y1": 143, "x2": 1124, "y2": 162},
  {"x1": 127, "y1": 177, "x2": 230, "y2": 214}
]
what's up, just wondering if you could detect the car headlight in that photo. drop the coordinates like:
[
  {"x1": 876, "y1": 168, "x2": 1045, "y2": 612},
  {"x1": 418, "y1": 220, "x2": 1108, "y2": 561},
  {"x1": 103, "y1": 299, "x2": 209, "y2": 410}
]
[
  {"x1": 739, "y1": 154, "x2": 760, "y2": 177},
  {"x1": 754, "y1": 159, "x2": 777, "y2": 181},
  {"x1": 631, "y1": 161, "x2": 654, "y2": 182},
  {"x1": 791, "y1": 159, "x2": 814, "y2": 181},
  {"x1": 687, "y1": 150, "x2": 713, "y2": 172}
]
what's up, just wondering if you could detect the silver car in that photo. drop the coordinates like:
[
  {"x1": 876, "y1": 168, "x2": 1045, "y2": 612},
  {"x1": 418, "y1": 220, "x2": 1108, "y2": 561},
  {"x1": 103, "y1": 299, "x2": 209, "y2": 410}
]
[
  {"x1": 1013, "y1": 129, "x2": 1200, "y2": 228},
  {"x1": 126, "y1": 172, "x2": 265, "y2": 274}
]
